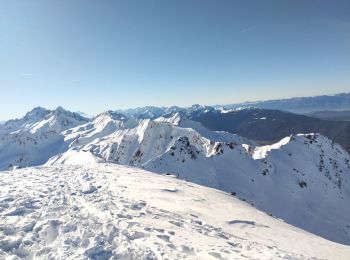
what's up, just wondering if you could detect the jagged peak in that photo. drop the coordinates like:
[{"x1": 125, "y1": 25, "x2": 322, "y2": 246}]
[
  {"x1": 47, "y1": 106, "x2": 89, "y2": 122},
  {"x1": 54, "y1": 106, "x2": 66, "y2": 113},
  {"x1": 52, "y1": 106, "x2": 74, "y2": 116},
  {"x1": 3, "y1": 107, "x2": 51, "y2": 127},
  {"x1": 154, "y1": 112, "x2": 183, "y2": 125},
  {"x1": 26, "y1": 106, "x2": 50, "y2": 116},
  {"x1": 22, "y1": 106, "x2": 50, "y2": 121},
  {"x1": 97, "y1": 110, "x2": 128, "y2": 121}
]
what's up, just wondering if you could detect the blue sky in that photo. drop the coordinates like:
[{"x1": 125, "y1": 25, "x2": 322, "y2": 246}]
[{"x1": 1, "y1": 0, "x2": 349, "y2": 120}]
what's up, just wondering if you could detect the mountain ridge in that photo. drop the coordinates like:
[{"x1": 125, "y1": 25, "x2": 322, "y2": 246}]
[
  {"x1": 220, "y1": 92, "x2": 350, "y2": 113},
  {"x1": 1, "y1": 106, "x2": 350, "y2": 245}
]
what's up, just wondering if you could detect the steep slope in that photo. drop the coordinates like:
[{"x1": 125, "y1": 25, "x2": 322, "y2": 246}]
[
  {"x1": 0, "y1": 107, "x2": 89, "y2": 170},
  {"x1": 1, "y1": 106, "x2": 88, "y2": 135},
  {"x1": 63, "y1": 111, "x2": 139, "y2": 147},
  {"x1": 50, "y1": 116, "x2": 245, "y2": 167},
  {"x1": 154, "y1": 113, "x2": 255, "y2": 145},
  {"x1": 1, "y1": 164, "x2": 349, "y2": 259},
  {"x1": 28, "y1": 106, "x2": 89, "y2": 134},
  {"x1": 144, "y1": 133, "x2": 350, "y2": 244},
  {"x1": 0, "y1": 107, "x2": 50, "y2": 135}
]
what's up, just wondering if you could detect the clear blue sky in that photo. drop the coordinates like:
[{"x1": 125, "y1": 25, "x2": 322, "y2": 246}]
[{"x1": 1, "y1": 0, "x2": 349, "y2": 120}]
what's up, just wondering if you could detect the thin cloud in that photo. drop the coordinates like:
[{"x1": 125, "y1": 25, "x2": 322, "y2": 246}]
[{"x1": 239, "y1": 26, "x2": 255, "y2": 34}]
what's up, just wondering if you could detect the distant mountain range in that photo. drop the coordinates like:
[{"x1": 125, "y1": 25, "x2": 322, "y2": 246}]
[
  {"x1": 113, "y1": 104, "x2": 350, "y2": 153},
  {"x1": 220, "y1": 92, "x2": 350, "y2": 113},
  {"x1": 1, "y1": 105, "x2": 350, "y2": 245},
  {"x1": 189, "y1": 108, "x2": 350, "y2": 152},
  {"x1": 306, "y1": 110, "x2": 350, "y2": 121}
]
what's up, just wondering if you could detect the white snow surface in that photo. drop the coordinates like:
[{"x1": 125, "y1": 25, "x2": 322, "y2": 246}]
[
  {"x1": 46, "y1": 148, "x2": 105, "y2": 165},
  {"x1": 1, "y1": 164, "x2": 349, "y2": 259},
  {"x1": 2, "y1": 107, "x2": 350, "y2": 248}
]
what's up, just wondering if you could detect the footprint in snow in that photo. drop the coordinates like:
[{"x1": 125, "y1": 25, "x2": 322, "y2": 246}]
[
  {"x1": 129, "y1": 201, "x2": 147, "y2": 210},
  {"x1": 81, "y1": 185, "x2": 98, "y2": 194},
  {"x1": 176, "y1": 245, "x2": 196, "y2": 255},
  {"x1": 168, "y1": 220, "x2": 184, "y2": 228},
  {"x1": 127, "y1": 231, "x2": 146, "y2": 240},
  {"x1": 161, "y1": 188, "x2": 178, "y2": 193},
  {"x1": 208, "y1": 252, "x2": 223, "y2": 259},
  {"x1": 156, "y1": 234, "x2": 171, "y2": 242},
  {"x1": 227, "y1": 220, "x2": 270, "y2": 229}
]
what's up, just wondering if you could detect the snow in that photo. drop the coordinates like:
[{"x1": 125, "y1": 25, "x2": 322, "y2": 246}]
[
  {"x1": 1, "y1": 164, "x2": 349, "y2": 259},
  {"x1": 45, "y1": 111, "x2": 350, "y2": 244},
  {"x1": 46, "y1": 148, "x2": 105, "y2": 165},
  {"x1": 11, "y1": 109, "x2": 349, "y2": 245},
  {"x1": 0, "y1": 107, "x2": 89, "y2": 170},
  {"x1": 144, "y1": 133, "x2": 350, "y2": 244},
  {"x1": 220, "y1": 108, "x2": 236, "y2": 114},
  {"x1": 2, "y1": 106, "x2": 350, "y2": 254}
]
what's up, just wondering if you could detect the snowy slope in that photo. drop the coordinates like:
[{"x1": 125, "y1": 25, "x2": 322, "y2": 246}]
[
  {"x1": 46, "y1": 112, "x2": 350, "y2": 245},
  {"x1": 46, "y1": 148, "x2": 105, "y2": 165},
  {"x1": 1, "y1": 107, "x2": 88, "y2": 135},
  {"x1": 1, "y1": 164, "x2": 349, "y2": 259},
  {"x1": 63, "y1": 111, "x2": 139, "y2": 148},
  {"x1": 154, "y1": 113, "x2": 255, "y2": 145},
  {"x1": 145, "y1": 133, "x2": 350, "y2": 245},
  {"x1": 0, "y1": 107, "x2": 51, "y2": 135},
  {"x1": 49, "y1": 116, "x2": 247, "y2": 168},
  {"x1": 0, "y1": 107, "x2": 89, "y2": 170},
  {"x1": 2, "y1": 107, "x2": 350, "y2": 247}
]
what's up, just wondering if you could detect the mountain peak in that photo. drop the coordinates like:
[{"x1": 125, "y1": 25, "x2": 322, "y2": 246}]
[
  {"x1": 55, "y1": 106, "x2": 65, "y2": 112},
  {"x1": 99, "y1": 110, "x2": 128, "y2": 121},
  {"x1": 53, "y1": 106, "x2": 74, "y2": 116},
  {"x1": 3, "y1": 107, "x2": 50, "y2": 129},
  {"x1": 23, "y1": 106, "x2": 50, "y2": 121}
]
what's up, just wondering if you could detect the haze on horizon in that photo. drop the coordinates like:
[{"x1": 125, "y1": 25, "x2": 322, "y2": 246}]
[{"x1": 1, "y1": 0, "x2": 349, "y2": 120}]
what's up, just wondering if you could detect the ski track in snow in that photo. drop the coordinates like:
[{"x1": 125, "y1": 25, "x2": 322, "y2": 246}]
[{"x1": 1, "y1": 164, "x2": 349, "y2": 259}]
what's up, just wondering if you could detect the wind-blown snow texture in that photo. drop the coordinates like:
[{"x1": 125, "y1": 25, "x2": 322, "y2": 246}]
[
  {"x1": 1, "y1": 164, "x2": 350, "y2": 259},
  {"x1": 1, "y1": 106, "x2": 350, "y2": 252}
]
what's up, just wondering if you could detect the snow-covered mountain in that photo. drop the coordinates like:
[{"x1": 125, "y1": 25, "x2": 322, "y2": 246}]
[
  {"x1": 63, "y1": 110, "x2": 140, "y2": 148},
  {"x1": 1, "y1": 164, "x2": 350, "y2": 259},
  {"x1": 116, "y1": 104, "x2": 217, "y2": 120},
  {"x1": 0, "y1": 107, "x2": 89, "y2": 169},
  {"x1": 115, "y1": 106, "x2": 184, "y2": 119},
  {"x1": 1, "y1": 106, "x2": 350, "y2": 248},
  {"x1": 115, "y1": 92, "x2": 350, "y2": 118}
]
